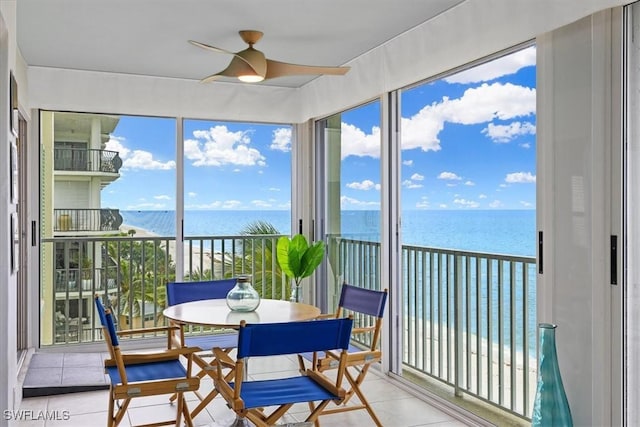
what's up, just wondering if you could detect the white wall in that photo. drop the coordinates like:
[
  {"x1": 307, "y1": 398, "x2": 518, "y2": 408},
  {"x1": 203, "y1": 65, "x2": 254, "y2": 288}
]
[
  {"x1": 0, "y1": 2, "x2": 20, "y2": 423},
  {"x1": 536, "y1": 9, "x2": 623, "y2": 426}
]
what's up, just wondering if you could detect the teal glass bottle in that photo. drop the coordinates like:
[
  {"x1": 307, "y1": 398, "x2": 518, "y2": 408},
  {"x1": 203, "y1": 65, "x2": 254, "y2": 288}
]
[{"x1": 531, "y1": 323, "x2": 573, "y2": 427}]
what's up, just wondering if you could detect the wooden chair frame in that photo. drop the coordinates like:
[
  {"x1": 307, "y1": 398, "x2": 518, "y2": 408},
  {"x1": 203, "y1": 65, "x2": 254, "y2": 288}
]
[
  {"x1": 95, "y1": 295, "x2": 200, "y2": 427},
  {"x1": 298, "y1": 284, "x2": 388, "y2": 427}
]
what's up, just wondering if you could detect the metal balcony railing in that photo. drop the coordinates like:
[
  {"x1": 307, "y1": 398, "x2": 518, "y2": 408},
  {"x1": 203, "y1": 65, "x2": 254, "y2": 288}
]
[
  {"x1": 54, "y1": 208, "x2": 123, "y2": 232},
  {"x1": 54, "y1": 147, "x2": 122, "y2": 173},
  {"x1": 42, "y1": 234, "x2": 536, "y2": 420}
]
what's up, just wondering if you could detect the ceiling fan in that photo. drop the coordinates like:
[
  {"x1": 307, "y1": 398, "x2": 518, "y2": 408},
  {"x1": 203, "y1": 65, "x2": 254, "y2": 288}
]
[{"x1": 189, "y1": 30, "x2": 351, "y2": 83}]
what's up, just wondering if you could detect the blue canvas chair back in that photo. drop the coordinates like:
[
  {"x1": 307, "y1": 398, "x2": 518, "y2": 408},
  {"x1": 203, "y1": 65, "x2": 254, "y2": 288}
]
[
  {"x1": 340, "y1": 284, "x2": 387, "y2": 317},
  {"x1": 95, "y1": 295, "x2": 119, "y2": 347},
  {"x1": 166, "y1": 278, "x2": 236, "y2": 306},
  {"x1": 237, "y1": 318, "x2": 353, "y2": 359}
]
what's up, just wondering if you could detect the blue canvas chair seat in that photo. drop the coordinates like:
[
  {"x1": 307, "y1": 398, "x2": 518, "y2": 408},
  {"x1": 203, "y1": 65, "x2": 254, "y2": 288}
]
[
  {"x1": 298, "y1": 284, "x2": 388, "y2": 427},
  {"x1": 165, "y1": 279, "x2": 239, "y2": 418},
  {"x1": 213, "y1": 318, "x2": 353, "y2": 427},
  {"x1": 232, "y1": 376, "x2": 339, "y2": 408},
  {"x1": 95, "y1": 295, "x2": 200, "y2": 427},
  {"x1": 105, "y1": 360, "x2": 189, "y2": 384}
]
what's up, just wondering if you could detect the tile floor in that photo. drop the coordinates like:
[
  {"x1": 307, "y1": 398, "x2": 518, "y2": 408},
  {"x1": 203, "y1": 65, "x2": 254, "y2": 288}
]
[{"x1": 15, "y1": 352, "x2": 479, "y2": 427}]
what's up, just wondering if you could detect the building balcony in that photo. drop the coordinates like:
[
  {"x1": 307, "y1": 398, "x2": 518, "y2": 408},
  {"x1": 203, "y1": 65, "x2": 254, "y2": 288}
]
[
  {"x1": 54, "y1": 208, "x2": 123, "y2": 233},
  {"x1": 53, "y1": 147, "x2": 122, "y2": 185},
  {"x1": 39, "y1": 233, "x2": 536, "y2": 424}
]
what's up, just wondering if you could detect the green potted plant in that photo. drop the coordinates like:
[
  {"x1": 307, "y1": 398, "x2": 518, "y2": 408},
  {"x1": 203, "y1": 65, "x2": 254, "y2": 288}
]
[{"x1": 276, "y1": 234, "x2": 325, "y2": 302}]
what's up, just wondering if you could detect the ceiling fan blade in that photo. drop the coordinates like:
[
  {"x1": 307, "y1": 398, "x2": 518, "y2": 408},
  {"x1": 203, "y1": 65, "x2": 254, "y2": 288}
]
[
  {"x1": 189, "y1": 40, "x2": 237, "y2": 56},
  {"x1": 236, "y1": 47, "x2": 267, "y2": 78},
  {"x1": 200, "y1": 56, "x2": 265, "y2": 83},
  {"x1": 265, "y1": 59, "x2": 350, "y2": 80}
]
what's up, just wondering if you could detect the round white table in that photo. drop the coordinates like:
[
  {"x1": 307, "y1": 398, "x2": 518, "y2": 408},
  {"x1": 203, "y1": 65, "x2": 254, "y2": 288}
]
[{"x1": 163, "y1": 298, "x2": 321, "y2": 327}]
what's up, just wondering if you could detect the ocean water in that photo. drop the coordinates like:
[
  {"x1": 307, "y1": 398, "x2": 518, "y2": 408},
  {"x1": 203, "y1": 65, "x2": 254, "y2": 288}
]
[{"x1": 120, "y1": 209, "x2": 535, "y2": 257}]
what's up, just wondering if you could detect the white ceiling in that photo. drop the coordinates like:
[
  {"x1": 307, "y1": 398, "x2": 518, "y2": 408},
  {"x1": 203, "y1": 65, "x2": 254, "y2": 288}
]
[{"x1": 16, "y1": 0, "x2": 465, "y2": 88}]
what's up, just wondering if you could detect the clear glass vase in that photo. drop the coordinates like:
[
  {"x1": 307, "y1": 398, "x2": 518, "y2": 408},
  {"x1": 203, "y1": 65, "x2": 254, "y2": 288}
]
[
  {"x1": 531, "y1": 323, "x2": 573, "y2": 427},
  {"x1": 226, "y1": 275, "x2": 260, "y2": 312},
  {"x1": 289, "y1": 283, "x2": 303, "y2": 303}
]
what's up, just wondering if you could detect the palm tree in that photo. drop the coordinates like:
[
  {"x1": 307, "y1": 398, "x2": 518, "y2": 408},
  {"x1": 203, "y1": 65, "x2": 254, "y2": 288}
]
[
  {"x1": 223, "y1": 221, "x2": 288, "y2": 299},
  {"x1": 105, "y1": 236, "x2": 174, "y2": 328}
]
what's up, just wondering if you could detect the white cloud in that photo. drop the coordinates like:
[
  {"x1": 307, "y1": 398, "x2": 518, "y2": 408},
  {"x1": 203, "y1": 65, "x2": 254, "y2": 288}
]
[
  {"x1": 251, "y1": 200, "x2": 273, "y2": 208},
  {"x1": 438, "y1": 171, "x2": 462, "y2": 180},
  {"x1": 482, "y1": 121, "x2": 536, "y2": 143},
  {"x1": 416, "y1": 199, "x2": 429, "y2": 209},
  {"x1": 346, "y1": 180, "x2": 380, "y2": 191},
  {"x1": 107, "y1": 136, "x2": 175, "y2": 170},
  {"x1": 401, "y1": 82, "x2": 536, "y2": 152},
  {"x1": 340, "y1": 195, "x2": 380, "y2": 208},
  {"x1": 454, "y1": 198, "x2": 479, "y2": 208},
  {"x1": 154, "y1": 195, "x2": 171, "y2": 200},
  {"x1": 222, "y1": 200, "x2": 242, "y2": 209},
  {"x1": 402, "y1": 180, "x2": 423, "y2": 189},
  {"x1": 341, "y1": 123, "x2": 381, "y2": 159},
  {"x1": 478, "y1": 194, "x2": 487, "y2": 199},
  {"x1": 439, "y1": 204, "x2": 448, "y2": 208},
  {"x1": 464, "y1": 181, "x2": 475, "y2": 186},
  {"x1": 270, "y1": 127, "x2": 292, "y2": 152},
  {"x1": 505, "y1": 171, "x2": 536, "y2": 183},
  {"x1": 105, "y1": 136, "x2": 130, "y2": 158},
  {"x1": 269, "y1": 187, "x2": 281, "y2": 192},
  {"x1": 410, "y1": 173, "x2": 424, "y2": 181},
  {"x1": 444, "y1": 46, "x2": 536, "y2": 84},
  {"x1": 187, "y1": 192, "x2": 197, "y2": 197},
  {"x1": 185, "y1": 125, "x2": 266, "y2": 167},
  {"x1": 520, "y1": 201, "x2": 534, "y2": 208},
  {"x1": 123, "y1": 150, "x2": 176, "y2": 170},
  {"x1": 489, "y1": 200, "x2": 504, "y2": 208},
  {"x1": 520, "y1": 142, "x2": 531, "y2": 149},
  {"x1": 403, "y1": 160, "x2": 414, "y2": 166},
  {"x1": 187, "y1": 200, "x2": 245, "y2": 210},
  {"x1": 126, "y1": 202, "x2": 168, "y2": 210}
]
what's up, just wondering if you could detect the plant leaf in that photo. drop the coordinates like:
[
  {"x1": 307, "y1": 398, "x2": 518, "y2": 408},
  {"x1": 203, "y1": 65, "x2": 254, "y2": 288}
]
[
  {"x1": 300, "y1": 241, "x2": 325, "y2": 278},
  {"x1": 277, "y1": 234, "x2": 324, "y2": 284}
]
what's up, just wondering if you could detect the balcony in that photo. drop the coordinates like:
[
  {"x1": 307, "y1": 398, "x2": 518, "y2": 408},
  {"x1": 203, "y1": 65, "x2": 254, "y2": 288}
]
[
  {"x1": 54, "y1": 208, "x2": 123, "y2": 233},
  {"x1": 54, "y1": 147, "x2": 122, "y2": 174},
  {"x1": 41, "y1": 234, "x2": 536, "y2": 423}
]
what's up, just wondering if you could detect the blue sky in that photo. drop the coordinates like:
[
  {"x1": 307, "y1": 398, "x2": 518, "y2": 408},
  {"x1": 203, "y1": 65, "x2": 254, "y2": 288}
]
[{"x1": 101, "y1": 46, "x2": 536, "y2": 211}]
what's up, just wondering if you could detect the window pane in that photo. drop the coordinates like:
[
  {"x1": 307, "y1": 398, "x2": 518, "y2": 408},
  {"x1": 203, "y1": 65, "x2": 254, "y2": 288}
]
[
  {"x1": 317, "y1": 101, "x2": 382, "y2": 312},
  {"x1": 41, "y1": 112, "x2": 176, "y2": 344},
  {"x1": 182, "y1": 119, "x2": 292, "y2": 297},
  {"x1": 398, "y1": 46, "x2": 537, "y2": 416}
]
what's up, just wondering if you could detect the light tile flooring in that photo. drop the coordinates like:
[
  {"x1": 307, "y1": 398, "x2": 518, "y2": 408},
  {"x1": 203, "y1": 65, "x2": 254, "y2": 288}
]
[{"x1": 14, "y1": 353, "x2": 479, "y2": 427}]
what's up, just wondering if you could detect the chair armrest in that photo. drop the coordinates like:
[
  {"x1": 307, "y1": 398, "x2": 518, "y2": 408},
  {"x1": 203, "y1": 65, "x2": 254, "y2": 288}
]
[
  {"x1": 306, "y1": 370, "x2": 346, "y2": 401},
  {"x1": 315, "y1": 313, "x2": 335, "y2": 319},
  {"x1": 116, "y1": 325, "x2": 181, "y2": 336},
  {"x1": 352, "y1": 326, "x2": 376, "y2": 335},
  {"x1": 105, "y1": 347, "x2": 200, "y2": 366},
  {"x1": 212, "y1": 347, "x2": 236, "y2": 369}
]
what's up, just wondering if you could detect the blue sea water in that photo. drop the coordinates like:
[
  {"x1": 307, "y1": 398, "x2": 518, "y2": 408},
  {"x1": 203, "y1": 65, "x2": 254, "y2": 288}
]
[{"x1": 120, "y1": 209, "x2": 535, "y2": 257}]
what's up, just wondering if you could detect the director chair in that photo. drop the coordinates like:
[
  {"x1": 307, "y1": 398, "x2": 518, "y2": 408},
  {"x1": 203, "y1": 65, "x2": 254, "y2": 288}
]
[
  {"x1": 213, "y1": 318, "x2": 353, "y2": 427},
  {"x1": 94, "y1": 295, "x2": 200, "y2": 427},
  {"x1": 298, "y1": 283, "x2": 388, "y2": 426}
]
